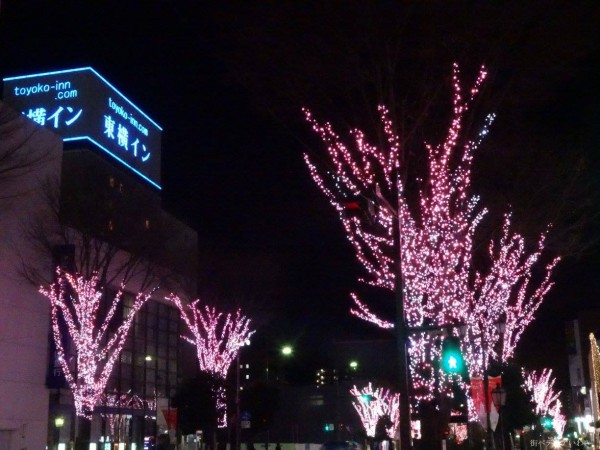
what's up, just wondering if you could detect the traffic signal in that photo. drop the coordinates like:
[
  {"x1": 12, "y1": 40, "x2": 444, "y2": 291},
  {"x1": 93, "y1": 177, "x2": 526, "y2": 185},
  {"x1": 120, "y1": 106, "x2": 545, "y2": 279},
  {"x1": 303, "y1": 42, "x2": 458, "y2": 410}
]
[
  {"x1": 541, "y1": 415, "x2": 553, "y2": 429},
  {"x1": 441, "y1": 336, "x2": 466, "y2": 375},
  {"x1": 324, "y1": 423, "x2": 334, "y2": 432},
  {"x1": 360, "y1": 394, "x2": 373, "y2": 403}
]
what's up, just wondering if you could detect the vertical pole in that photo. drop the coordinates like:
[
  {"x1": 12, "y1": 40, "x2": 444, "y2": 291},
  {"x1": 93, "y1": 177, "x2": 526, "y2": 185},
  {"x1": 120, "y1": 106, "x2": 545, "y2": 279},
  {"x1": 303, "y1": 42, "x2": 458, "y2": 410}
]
[
  {"x1": 236, "y1": 352, "x2": 241, "y2": 450},
  {"x1": 395, "y1": 188, "x2": 411, "y2": 450},
  {"x1": 336, "y1": 371, "x2": 341, "y2": 440},
  {"x1": 499, "y1": 410, "x2": 505, "y2": 450},
  {"x1": 483, "y1": 352, "x2": 495, "y2": 450}
]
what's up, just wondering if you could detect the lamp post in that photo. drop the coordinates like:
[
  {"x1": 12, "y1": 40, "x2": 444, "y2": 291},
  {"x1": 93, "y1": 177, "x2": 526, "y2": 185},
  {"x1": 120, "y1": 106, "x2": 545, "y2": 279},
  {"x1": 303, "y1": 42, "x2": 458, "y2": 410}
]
[
  {"x1": 484, "y1": 323, "x2": 506, "y2": 450},
  {"x1": 491, "y1": 383, "x2": 507, "y2": 450}
]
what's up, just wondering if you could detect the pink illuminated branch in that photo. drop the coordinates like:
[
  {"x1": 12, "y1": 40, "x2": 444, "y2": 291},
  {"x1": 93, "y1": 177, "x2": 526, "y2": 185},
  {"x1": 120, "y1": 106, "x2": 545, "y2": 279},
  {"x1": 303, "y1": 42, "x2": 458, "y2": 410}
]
[
  {"x1": 39, "y1": 269, "x2": 150, "y2": 418},
  {"x1": 305, "y1": 63, "x2": 558, "y2": 401},
  {"x1": 350, "y1": 383, "x2": 400, "y2": 438},
  {"x1": 524, "y1": 368, "x2": 564, "y2": 436},
  {"x1": 524, "y1": 369, "x2": 561, "y2": 416},
  {"x1": 549, "y1": 401, "x2": 566, "y2": 438},
  {"x1": 100, "y1": 392, "x2": 146, "y2": 438},
  {"x1": 168, "y1": 294, "x2": 255, "y2": 428}
]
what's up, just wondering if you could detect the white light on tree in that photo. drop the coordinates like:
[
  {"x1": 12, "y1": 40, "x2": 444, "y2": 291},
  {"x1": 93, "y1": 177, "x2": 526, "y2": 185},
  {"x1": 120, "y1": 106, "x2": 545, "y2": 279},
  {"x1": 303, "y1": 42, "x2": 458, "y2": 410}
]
[
  {"x1": 350, "y1": 383, "x2": 400, "y2": 438},
  {"x1": 168, "y1": 295, "x2": 255, "y2": 428},
  {"x1": 40, "y1": 269, "x2": 150, "y2": 418},
  {"x1": 305, "y1": 63, "x2": 559, "y2": 402},
  {"x1": 523, "y1": 368, "x2": 565, "y2": 437}
]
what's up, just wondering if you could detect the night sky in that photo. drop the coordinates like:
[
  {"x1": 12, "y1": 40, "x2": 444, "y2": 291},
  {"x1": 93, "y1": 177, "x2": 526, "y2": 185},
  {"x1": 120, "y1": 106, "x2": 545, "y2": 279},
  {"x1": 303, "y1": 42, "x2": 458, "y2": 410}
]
[{"x1": 1, "y1": 1, "x2": 600, "y2": 386}]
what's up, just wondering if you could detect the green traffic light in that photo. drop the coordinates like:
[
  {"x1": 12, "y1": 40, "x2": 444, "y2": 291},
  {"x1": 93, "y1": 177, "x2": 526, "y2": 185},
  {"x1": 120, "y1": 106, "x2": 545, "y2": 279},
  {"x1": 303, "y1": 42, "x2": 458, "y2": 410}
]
[
  {"x1": 542, "y1": 416, "x2": 553, "y2": 429},
  {"x1": 441, "y1": 336, "x2": 465, "y2": 374},
  {"x1": 360, "y1": 394, "x2": 373, "y2": 403}
]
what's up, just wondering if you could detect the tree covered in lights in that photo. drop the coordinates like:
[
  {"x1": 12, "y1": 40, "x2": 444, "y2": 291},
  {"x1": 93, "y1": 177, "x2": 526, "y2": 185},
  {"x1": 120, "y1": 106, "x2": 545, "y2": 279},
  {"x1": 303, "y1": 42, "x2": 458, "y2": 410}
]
[
  {"x1": 168, "y1": 294, "x2": 255, "y2": 428},
  {"x1": 39, "y1": 269, "x2": 150, "y2": 418},
  {"x1": 305, "y1": 63, "x2": 559, "y2": 402},
  {"x1": 99, "y1": 392, "x2": 154, "y2": 441},
  {"x1": 523, "y1": 368, "x2": 565, "y2": 437},
  {"x1": 351, "y1": 383, "x2": 400, "y2": 439}
]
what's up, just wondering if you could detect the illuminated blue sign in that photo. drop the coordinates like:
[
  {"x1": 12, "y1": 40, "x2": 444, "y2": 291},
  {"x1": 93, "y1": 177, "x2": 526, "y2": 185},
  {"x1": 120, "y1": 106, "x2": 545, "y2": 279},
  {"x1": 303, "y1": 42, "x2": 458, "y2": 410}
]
[{"x1": 2, "y1": 67, "x2": 162, "y2": 189}]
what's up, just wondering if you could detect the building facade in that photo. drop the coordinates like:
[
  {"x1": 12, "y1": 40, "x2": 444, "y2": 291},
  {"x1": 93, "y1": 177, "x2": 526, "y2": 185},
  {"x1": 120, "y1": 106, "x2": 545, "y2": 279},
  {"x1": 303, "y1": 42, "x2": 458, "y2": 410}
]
[{"x1": 0, "y1": 67, "x2": 197, "y2": 450}]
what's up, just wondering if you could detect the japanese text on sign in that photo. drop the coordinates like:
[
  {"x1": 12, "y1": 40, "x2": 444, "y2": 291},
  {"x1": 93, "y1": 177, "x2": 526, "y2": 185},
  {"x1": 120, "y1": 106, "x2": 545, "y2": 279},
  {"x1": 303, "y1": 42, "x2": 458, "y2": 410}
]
[{"x1": 3, "y1": 67, "x2": 162, "y2": 189}]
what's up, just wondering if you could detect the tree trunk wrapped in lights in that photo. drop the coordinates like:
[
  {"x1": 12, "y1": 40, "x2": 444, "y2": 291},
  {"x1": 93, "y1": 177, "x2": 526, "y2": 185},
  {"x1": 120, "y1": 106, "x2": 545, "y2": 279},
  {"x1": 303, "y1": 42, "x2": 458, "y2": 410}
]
[
  {"x1": 39, "y1": 268, "x2": 150, "y2": 418},
  {"x1": 168, "y1": 294, "x2": 255, "y2": 428},
  {"x1": 99, "y1": 392, "x2": 148, "y2": 441},
  {"x1": 305, "y1": 63, "x2": 559, "y2": 403}
]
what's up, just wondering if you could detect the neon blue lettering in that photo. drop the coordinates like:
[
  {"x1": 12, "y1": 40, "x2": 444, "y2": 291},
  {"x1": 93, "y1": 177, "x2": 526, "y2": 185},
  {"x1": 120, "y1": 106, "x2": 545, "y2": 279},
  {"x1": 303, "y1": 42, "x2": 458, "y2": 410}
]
[
  {"x1": 56, "y1": 81, "x2": 71, "y2": 90},
  {"x1": 108, "y1": 98, "x2": 128, "y2": 120},
  {"x1": 57, "y1": 90, "x2": 78, "y2": 99}
]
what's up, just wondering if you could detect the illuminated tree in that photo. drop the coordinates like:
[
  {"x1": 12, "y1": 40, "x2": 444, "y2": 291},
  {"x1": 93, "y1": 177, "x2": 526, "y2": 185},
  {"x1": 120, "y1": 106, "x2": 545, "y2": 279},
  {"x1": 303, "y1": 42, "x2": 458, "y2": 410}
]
[
  {"x1": 523, "y1": 369, "x2": 560, "y2": 416},
  {"x1": 168, "y1": 294, "x2": 255, "y2": 428},
  {"x1": 350, "y1": 383, "x2": 400, "y2": 438},
  {"x1": 39, "y1": 269, "x2": 150, "y2": 418},
  {"x1": 100, "y1": 392, "x2": 146, "y2": 440},
  {"x1": 305, "y1": 63, "x2": 558, "y2": 400},
  {"x1": 523, "y1": 368, "x2": 565, "y2": 437}
]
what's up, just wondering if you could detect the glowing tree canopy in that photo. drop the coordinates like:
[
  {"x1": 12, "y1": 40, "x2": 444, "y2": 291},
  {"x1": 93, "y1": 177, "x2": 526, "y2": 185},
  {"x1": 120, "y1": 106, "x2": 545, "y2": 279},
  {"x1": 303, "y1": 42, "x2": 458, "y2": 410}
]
[
  {"x1": 549, "y1": 400, "x2": 566, "y2": 438},
  {"x1": 350, "y1": 383, "x2": 400, "y2": 438},
  {"x1": 523, "y1": 368, "x2": 565, "y2": 437},
  {"x1": 39, "y1": 269, "x2": 150, "y2": 418},
  {"x1": 305, "y1": 63, "x2": 559, "y2": 400},
  {"x1": 523, "y1": 368, "x2": 561, "y2": 416},
  {"x1": 168, "y1": 294, "x2": 255, "y2": 428}
]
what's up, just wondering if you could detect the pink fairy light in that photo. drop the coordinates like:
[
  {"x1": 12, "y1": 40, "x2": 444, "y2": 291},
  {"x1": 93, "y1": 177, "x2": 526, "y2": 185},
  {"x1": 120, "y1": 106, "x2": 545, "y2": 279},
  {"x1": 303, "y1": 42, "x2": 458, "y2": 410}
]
[
  {"x1": 305, "y1": 64, "x2": 558, "y2": 401},
  {"x1": 549, "y1": 401, "x2": 566, "y2": 438},
  {"x1": 523, "y1": 369, "x2": 561, "y2": 416},
  {"x1": 168, "y1": 294, "x2": 255, "y2": 428},
  {"x1": 100, "y1": 392, "x2": 145, "y2": 439},
  {"x1": 39, "y1": 269, "x2": 150, "y2": 418},
  {"x1": 524, "y1": 368, "x2": 565, "y2": 436},
  {"x1": 350, "y1": 383, "x2": 400, "y2": 438}
]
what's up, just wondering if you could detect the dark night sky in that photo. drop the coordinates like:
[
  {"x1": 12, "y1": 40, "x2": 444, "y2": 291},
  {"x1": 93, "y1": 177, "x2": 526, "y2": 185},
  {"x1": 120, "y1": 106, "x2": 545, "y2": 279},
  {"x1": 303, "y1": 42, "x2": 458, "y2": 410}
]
[{"x1": 1, "y1": 1, "x2": 600, "y2": 386}]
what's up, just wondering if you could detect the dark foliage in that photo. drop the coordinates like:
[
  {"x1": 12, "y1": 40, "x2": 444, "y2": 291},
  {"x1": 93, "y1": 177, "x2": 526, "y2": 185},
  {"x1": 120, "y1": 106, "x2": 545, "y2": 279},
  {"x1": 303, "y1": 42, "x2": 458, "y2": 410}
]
[{"x1": 172, "y1": 372, "x2": 220, "y2": 435}]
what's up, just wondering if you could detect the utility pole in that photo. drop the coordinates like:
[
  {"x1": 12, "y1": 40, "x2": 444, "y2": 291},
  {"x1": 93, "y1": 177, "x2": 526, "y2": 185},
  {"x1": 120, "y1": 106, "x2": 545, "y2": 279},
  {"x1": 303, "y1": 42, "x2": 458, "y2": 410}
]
[
  {"x1": 236, "y1": 351, "x2": 241, "y2": 450},
  {"x1": 395, "y1": 191, "x2": 412, "y2": 450}
]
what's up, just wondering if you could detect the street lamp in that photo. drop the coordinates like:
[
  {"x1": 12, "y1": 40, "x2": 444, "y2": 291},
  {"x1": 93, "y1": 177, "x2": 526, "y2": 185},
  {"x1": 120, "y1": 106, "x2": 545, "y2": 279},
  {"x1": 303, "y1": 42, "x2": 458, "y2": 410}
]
[
  {"x1": 54, "y1": 415, "x2": 65, "y2": 450},
  {"x1": 281, "y1": 345, "x2": 293, "y2": 356},
  {"x1": 491, "y1": 383, "x2": 507, "y2": 450},
  {"x1": 55, "y1": 416, "x2": 65, "y2": 428}
]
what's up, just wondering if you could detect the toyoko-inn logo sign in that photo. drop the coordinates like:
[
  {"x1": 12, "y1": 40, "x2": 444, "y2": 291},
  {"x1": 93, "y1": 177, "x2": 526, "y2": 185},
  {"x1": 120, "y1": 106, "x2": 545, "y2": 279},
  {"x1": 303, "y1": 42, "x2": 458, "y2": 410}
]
[{"x1": 2, "y1": 67, "x2": 162, "y2": 189}]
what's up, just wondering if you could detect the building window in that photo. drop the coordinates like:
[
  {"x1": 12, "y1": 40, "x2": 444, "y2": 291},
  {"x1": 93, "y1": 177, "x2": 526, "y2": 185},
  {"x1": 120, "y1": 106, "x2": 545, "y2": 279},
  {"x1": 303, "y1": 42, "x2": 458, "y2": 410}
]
[{"x1": 309, "y1": 395, "x2": 324, "y2": 406}]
